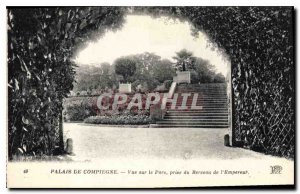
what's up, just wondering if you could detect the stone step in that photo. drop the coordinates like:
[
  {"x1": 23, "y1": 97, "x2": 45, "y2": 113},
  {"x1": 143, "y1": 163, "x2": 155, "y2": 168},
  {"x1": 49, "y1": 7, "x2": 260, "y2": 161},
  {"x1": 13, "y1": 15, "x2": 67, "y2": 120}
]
[
  {"x1": 176, "y1": 90, "x2": 227, "y2": 92},
  {"x1": 164, "y1": 115, "x2": 228, "y2": 119},
  {"x1": 156, "y1": 122, "x2": 228, "y2": 126},
  {"x1": 176, "y1": 95, "x2": 227, "y2": 97},
  {"x1": 167, "y1": 102, "x2": 228, "y2": 105},
  {"x1": 166, "y1": 112, "x2": 228, "y2": 115},
  {"x1": 166, "y1": 104, "x2": 228, "y2": 108},
  {"x1": 166, "y1": 111, "x2": 228, "y2": 116},
  {"x1": 177, "y1": 89, "x2": 227, "y2": 92},
  {"x1": 176, "y1": 94, "x2": 227, "y2": 97},
  {"x1": 167, "y1": 109, "x2": 228, "y2": 112},
  {"x1": 175, "y1": 98, "x2": 228, "y2": 100},
  {"x1": 150, "y1": 124, "x2": 229, "y2": 128},
  {"x1": 165, "y1": 108, "x2": 228, "y2": 111},
  {"x1": 166, "y1": 114, "x2": 229, "y2": 116},
  {"x1": 161, "y1": 119, "x2": 228, "y2": 122},
  {"x1": 166, "y1": 104, "x2": 227, "y2": 107},
  {"x1": 178, "y1": 83, "x2": 226, "y2": 85},
  {"x1": 176, "y1": 93, "x2": 227, "y2": 96},
  {"x1": 176, "y1": 98, "x2": 228, "y2": 101},
  {"x1": 176, "y1": 90, "x2": 227, "y2": 93},
  {"x1": 165, "y1": 109, "x2": 228, "y2": 111},
  {"x1": 174, "y1": 98, "x2": 227, "y2": 100},
  {"x1": 168, "y1": 101, "x2": 228, "y2": 103},
  {"x1": 167, "y1": 108, "x2": 228, "y2": 111},
  {"x1": 176, "y1": 89, "x2": 227, "y2": 91},
  {"x1": 166, "y1": 112, "x2": 229, "y2": 114},
  {"x1": 177, "y1": 86, "x2": 226, "y2": 88},
  {"x1": 176, "y1": 91, "x2": 227, "y2": 93},
  {"x1": 169, "y1": 102, "x2": 227, "y2": 105},
  {"x1": 159, "y1": 83, "x2": 229, "y2": 128}
]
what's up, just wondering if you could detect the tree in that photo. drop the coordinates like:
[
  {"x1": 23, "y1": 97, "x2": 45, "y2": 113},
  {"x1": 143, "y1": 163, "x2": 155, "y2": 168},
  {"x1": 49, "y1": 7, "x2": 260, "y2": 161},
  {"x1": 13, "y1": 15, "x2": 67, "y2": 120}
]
[
  {"x1": 129, "y1": 53, "x2": 175, "y2": 91},
  {"x1": 213, "y1": 73, "x2": 226, "y2": 83},
  {"x1": 114, "y1": 57, "x2": 137, "y2": 83},
  {"x1": 153, "y1": 59, "x2": 176, "y2": 83},
  {"x1": 99, "y1": 62, "x2": 117, "y2": 89},
  {"x1": 73, "y1": 63, "x2": 119, "y2": 92},
  {"x1": 172, "y1": 49, "x2": 196, "y2": 71},
  {"x1": 194, "y1": 58, "x2": 216, "y2": 83},
  {"x1": 187, "y1": 57, "x2": 225, "y2": 84},
  {"x1": 73, "y1": 53, "x2": 175, "y2": 93}
]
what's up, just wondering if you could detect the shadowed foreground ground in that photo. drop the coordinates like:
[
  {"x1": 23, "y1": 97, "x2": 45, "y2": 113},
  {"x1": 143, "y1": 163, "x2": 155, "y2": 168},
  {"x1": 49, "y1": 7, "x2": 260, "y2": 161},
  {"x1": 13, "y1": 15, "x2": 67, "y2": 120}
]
[{"x1": 63, "y1": 123, "x2": 291, "y2": 162}]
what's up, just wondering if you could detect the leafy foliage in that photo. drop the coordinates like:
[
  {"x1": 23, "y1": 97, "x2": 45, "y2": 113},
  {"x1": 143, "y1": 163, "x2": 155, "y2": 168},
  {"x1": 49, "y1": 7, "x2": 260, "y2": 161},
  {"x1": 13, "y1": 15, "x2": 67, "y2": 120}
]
[
  {"x1": 73, "y1": 63, "x2": 119, "y2": 92},
  {"x1": 129, "y1": 52, "x2": 175, "y2": 91},
  {"x1": 136, "y1": 6, "x2": 294, "y2": 158},
  {"x1": 74, "y1": 52, "x2": 175, "y2": 93},
  {"x1": 213, "y1": 73, "x2": 226, "y2": 83},
  {"x1": 173, "y1": 49, "x2": 196, "y2": 71},
  {"x1": 7, "y1": 7, "x2": 125, "y2": 159},
  {"x1": 191, "y1": 57, "x2": 226, "y2": 83},
  {"x1": 114, "y1": 57, "x2": 137, "y2": 83},
  {"x1": 64, "y1": 102, "x2": 97, "y2": 122}
]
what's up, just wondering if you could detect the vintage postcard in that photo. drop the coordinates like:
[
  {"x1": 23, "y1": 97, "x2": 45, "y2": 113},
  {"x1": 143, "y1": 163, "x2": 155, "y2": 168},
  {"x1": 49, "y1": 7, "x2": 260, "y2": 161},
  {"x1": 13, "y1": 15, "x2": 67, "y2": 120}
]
[{"x1": 6, "y1": 6, "x2": 295, "y2": 188}]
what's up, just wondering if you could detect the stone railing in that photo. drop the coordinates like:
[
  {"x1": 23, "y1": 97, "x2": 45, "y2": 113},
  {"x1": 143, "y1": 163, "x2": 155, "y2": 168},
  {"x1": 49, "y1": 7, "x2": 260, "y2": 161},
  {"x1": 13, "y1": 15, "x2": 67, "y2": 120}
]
[{"x1": 150, "y1": 82, "x2": 177, "y2": 121}]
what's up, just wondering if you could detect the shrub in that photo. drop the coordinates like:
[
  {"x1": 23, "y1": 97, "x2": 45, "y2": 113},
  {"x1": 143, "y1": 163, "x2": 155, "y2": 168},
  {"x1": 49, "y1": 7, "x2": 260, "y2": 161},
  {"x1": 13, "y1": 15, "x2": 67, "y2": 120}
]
[{"x1": 64, "y1": 103, "x2": 97, "y2": 122}]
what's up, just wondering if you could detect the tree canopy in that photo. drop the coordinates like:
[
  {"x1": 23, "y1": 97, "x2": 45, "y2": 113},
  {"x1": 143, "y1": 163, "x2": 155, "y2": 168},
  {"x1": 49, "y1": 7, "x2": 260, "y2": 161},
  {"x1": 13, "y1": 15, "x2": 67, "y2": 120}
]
[
  {"x1": 173, "y1": 49, "x2": 196, "y2": 71},
  {"x1": 172, "y1": 50, "x2": 226, "y2": 83},
  {"x1": 73, "y1": 52, "x2": 176, "y2": 93},
  {"x1": 114, "y1": 57, "x2": 137, "y2": 83}
]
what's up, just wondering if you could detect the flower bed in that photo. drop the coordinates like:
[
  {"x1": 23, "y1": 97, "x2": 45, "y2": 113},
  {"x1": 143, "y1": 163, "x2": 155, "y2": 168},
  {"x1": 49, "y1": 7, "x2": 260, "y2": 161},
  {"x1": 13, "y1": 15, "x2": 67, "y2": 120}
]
[
  {"x1": 63, "y1": 93, "x2": 163, "y2": 121},
  {"x1": 84, "y1": 114, "x2": 152, "y2": 125}
]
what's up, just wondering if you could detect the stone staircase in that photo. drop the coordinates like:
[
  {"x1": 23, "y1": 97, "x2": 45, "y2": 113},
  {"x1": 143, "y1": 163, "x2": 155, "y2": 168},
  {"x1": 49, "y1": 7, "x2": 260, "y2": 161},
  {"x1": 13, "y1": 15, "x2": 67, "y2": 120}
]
[{"x1": 153, "y1": 83, "x2": 229, "y2": 128}]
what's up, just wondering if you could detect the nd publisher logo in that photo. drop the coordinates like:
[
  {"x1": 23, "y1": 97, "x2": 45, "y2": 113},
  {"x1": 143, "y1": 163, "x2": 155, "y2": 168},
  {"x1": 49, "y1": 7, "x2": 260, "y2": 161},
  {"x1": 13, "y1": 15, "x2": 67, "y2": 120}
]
[{"x1": 270, "y1": 165, "x2": 282, "y2": 174}]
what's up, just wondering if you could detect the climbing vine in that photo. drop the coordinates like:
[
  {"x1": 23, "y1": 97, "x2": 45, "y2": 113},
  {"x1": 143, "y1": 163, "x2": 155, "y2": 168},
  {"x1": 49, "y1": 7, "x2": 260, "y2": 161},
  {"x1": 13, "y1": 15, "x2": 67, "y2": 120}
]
[
  {"x1": 7, "y1": 7, "x2": 125, "y2": 159},
  {"x1": 140, "y1": 7, "x2": 294, "y2": 158}
]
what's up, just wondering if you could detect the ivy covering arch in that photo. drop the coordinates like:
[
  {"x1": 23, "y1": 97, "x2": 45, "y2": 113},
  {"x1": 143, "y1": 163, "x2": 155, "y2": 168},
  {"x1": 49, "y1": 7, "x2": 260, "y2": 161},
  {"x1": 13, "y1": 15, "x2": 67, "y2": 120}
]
[{"x1": 7, "y1": 6, "x2": 294, "y2": 159}]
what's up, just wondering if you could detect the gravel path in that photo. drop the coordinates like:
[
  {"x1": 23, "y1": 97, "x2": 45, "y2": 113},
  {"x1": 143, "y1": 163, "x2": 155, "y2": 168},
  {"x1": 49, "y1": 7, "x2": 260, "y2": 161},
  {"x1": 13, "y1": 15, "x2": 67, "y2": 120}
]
[{"x1": 63, "y1": 123, "x2": 291, "y2": 163}]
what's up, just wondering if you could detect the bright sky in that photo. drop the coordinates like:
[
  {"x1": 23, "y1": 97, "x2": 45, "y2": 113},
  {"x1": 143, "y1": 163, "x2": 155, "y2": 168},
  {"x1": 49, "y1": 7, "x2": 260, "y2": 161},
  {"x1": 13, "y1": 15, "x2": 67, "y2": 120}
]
[{"x1": 75, "y1": 15, "x2": 230, "y2": 75}]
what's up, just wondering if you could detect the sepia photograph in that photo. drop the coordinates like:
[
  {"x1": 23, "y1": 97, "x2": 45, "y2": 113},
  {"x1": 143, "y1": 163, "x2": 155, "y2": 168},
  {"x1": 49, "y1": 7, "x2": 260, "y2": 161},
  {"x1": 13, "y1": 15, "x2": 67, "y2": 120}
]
[{"x1": 6, "y1": 5, "x2": 295, "y2": 188}]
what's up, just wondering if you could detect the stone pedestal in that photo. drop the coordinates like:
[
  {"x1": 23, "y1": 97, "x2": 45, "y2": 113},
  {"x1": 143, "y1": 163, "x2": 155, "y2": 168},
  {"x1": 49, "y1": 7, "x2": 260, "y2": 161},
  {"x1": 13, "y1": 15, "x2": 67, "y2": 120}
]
[
  {"x1": 173, "y1": 71, "x2": 191, "y2": 84},
  {"x1": 119, "y1": 83, "x2": 132, "y2": 93},
  {"x1": 150, "y1": 103, "x2": 164, "y2": 121}
]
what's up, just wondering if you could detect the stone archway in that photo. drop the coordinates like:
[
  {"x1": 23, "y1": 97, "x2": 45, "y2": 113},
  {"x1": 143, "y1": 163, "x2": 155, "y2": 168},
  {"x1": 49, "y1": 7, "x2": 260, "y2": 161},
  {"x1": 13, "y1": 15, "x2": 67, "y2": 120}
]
[{"x1": 8, "y1": 7, "x2": 294, "y2": 159}]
